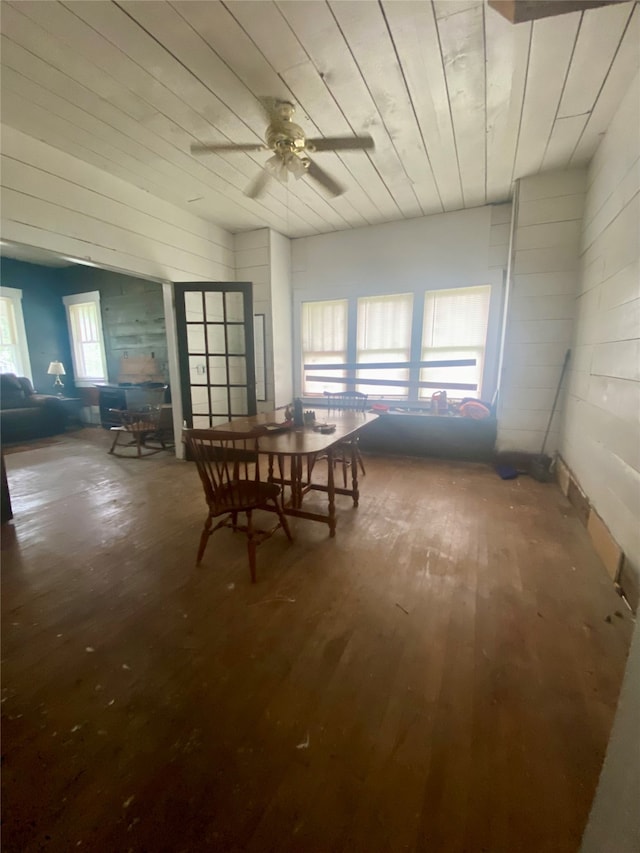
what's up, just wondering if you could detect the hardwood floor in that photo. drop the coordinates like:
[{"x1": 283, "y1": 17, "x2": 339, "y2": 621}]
[{"x1": 1, "y1": 429, "x2": 632, "y2": 853}]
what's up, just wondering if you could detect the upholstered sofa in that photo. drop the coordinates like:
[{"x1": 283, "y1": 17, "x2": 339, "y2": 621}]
[{"x1": 0, "y1": 374, "x2": 69, "y2": 443}]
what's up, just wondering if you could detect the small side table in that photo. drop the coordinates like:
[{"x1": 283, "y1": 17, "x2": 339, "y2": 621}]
[{"x1": 56, "y1": 396, "x2": 83, "y2": 428}]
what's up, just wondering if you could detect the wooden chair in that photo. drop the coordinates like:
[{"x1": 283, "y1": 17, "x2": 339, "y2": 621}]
[
  {"x1": 183, "y1": 428, "x2": 293, "y2": 583},
  {"x1": 324, "y1": 391, "x2": 369, "y2": 486},
  {"x1": 108, "y1": 407, "x2": 167, "y2": 458}
]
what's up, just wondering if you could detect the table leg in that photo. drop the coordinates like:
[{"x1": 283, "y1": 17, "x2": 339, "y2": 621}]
[
  {"x1": 288, "y1": 455, "x2": 298, "y2": 509},
  {"x1": 327, "y1": 448, "x2": 336, "y2": 537},
  {"x1": 351, "y1": 442, "x2": 360, "y2": 507}
]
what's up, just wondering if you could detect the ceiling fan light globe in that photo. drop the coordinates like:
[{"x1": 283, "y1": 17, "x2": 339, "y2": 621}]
[
  {"x1": 265, "y1": 155, "x2": 288, "y2": 184},
  {"x1": 287, "y1": 155, "x2": 309, "y2": 179}
]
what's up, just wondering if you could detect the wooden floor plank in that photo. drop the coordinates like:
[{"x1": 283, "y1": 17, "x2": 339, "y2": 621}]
[{"x1": 1, "y1": 430, "x2": 632, "y2": 853}]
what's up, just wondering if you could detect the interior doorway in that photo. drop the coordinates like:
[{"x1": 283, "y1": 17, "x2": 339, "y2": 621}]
[{"x1": 0, "y1": 242, "x2": 179, "y2": 449}]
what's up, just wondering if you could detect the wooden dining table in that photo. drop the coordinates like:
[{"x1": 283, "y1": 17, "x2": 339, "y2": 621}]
[{"x1": 215, "y1": 410, "x2": 378, "y2": 536}]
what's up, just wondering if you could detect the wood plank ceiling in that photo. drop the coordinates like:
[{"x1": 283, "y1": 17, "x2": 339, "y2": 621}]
[{"x1": 1, "y1": 0, "x2": 638, "y2": 238}]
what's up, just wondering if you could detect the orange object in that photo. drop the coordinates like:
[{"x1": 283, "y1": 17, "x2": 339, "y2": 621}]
[{"x1": 459, "y1": 400, "x2": 491, "y2": 420}]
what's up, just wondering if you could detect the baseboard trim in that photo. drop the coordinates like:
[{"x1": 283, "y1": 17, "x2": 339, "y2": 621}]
[{"x1": 556, "y1": 455, "x2": 637, "y2": 613}]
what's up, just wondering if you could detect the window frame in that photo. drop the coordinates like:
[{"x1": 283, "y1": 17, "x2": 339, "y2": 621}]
[
  {"x1": 296, "y1": 282, "x2": 498, "y2": 406},
  {"x1": 356, "y1": 292, "x2": 414, "y2": 399},
  {"x1": 300, "y1": 298, "x2": 349, "y2": 396},
  {"x1": 0, "y1": 286, "x2": 32, "y2": 381},
  {"x1": 62, "y1": 290, "x2": 108, "y2": 385},
  {"x1": 419, "y1": 284, "x2": 492, "y2": 401}
]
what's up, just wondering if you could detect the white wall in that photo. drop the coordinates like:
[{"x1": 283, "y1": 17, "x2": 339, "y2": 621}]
[
  {"x1": 293, "y1": 206, "x2": 493, "y2": 295},
  {"x1": 291, "y1": 206, "x2": 506, "y2": 400},
  {"x1": 580, "y1": 620, "x2": 640, "y2": 853},
  {"x1": 0, "y1": 128, "x2": 290, "y2": 422},
  {"x1": 234, "y1": 229, "x2": 273, "y2": 412},
  {"x1": 497, "y1": 168, "x2": 587, "y2": 453},
  {"x1": 1, "y1": 125, "x2": 240, "y2": 456},
  {"x1": 0, "y1": 126, "x2": 234, "y2": 282},
  {"x1": 489, "y1": 203, "x2": 512, "y2": 272},
  {"x1": 269, "y1": 230, "x2": 293, "y2": 407},
  {"x1": 235, "y1": 228, "x2": 293, "y2": 412},
  {"x1": 561, "y1": 71, "x2": 640, "y2": 576}
]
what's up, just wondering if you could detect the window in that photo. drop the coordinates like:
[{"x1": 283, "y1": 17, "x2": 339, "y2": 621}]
[
  {"x1": 357, "y1": 293, "x2": 413, "y2": 397},
  {"x1": 63, "y1": 291, "x2": 108, "y2": 383},
  {"x1": 301, "y1": 299, "x2": 347, "y2": 395},
  {"x1": 420, "y1": 285, "x2": 491, "y2": 399},
  {"x1": 0, "y1": 286, "x2": 32, "y2": 379},
  {"x1": 300, "y1": 286, "x2": 493, "y2": 402}
]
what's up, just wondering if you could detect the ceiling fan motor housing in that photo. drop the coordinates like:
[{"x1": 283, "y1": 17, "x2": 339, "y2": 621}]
[{"x1": 266, "y1": 122, "x2": 306, "y2": 154}]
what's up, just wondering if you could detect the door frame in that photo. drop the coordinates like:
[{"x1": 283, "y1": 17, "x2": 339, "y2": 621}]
[{"x1": 173, "y1": 282, "x2": 257, "y2": 439}]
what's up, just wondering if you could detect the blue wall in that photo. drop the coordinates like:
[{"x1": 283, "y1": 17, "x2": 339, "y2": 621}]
[
  {"x1": 62, "y1": 267, "x2": 168, "y2": 384},
  {"x1": 1, "y1": 258, "x2": 168, "y2": 394},
  {"x1": 0, "y1": 258, "x2": 73, "y2": 395}
]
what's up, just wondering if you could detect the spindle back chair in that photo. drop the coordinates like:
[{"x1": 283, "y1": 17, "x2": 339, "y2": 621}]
[
  {"x1": 323, "y1": 391, "x2": 369, "y2": 486},
  {"x1": 183, "y1": 428, "x2": 292, "y2": 583}
]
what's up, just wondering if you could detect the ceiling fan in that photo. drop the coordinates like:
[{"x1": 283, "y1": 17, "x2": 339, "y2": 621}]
[{"x1": 190, "y1": 99, "x2": 374, "y2": 199}]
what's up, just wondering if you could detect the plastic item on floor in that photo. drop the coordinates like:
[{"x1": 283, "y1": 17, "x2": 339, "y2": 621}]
[{"x1": 495, "y1": 464, "x2": 519, "y2": 480}]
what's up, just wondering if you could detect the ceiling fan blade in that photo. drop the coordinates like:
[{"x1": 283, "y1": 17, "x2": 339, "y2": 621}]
[
  {"x1": 306, "y1": 135, "x2": 374, "y2": 152},
  {"x1": 306, "y1": 159, "x2": 345, "y2": 197},
  {"x1": 190, "y1": 142, "x2": 266, "y2": 154},
  {"x1": 245, "y1": 169, "x2": 272, "y2": 199}
]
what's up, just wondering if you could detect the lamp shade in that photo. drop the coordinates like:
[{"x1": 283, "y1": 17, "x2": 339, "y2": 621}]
[{"x1": 47, "y1": 361, "x2": 66, "y2": 376}]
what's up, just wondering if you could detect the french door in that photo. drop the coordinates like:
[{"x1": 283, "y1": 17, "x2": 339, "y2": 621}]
[{"x1": 174, "y1": 283, "x2": 256, "y2": 428}]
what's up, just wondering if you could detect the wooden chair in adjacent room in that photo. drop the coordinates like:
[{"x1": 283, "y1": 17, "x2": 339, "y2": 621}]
[
  {"x1": 183, "y1": 428, "x2": 293, "y2": 583},
  {"x1": 108, "y1": 406, "x2": 167, "y2": 458},
  {"x1": 107, "y1": 387, "x2": 169, "y2": 459},
  {"x1": 324, "y1": 390, "x2": 369, "y2": 487}
]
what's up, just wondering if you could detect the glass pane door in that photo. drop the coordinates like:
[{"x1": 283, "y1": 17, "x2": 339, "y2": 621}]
[{"x1": 175, "y1": 283, "x2": 256, "y2": 428}]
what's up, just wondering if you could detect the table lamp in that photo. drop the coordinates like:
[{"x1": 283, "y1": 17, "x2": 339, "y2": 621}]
[{"x1": 47, "y1": 361, "x2": 66, "y2": 393}]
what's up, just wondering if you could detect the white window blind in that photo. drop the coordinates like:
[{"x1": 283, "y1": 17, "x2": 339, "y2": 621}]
[
  {"x1": 0, "y1": 297, "x2": 21, "y2": 374},
  {"x1": 301, "y1": 299, "x2": 347, "y2": 395},
  {"x1": 420, "y1": 285, "x2": 491, "y2": 398},
  {"x1": 0, "y1": 287, "x2": 31, "y2": 379},
  {"x1": 357, "y1": 293, "x2": 413, "y2": 397},
  {"x1": 63, "y1": 291, "x2": 108, "y2": 383}
]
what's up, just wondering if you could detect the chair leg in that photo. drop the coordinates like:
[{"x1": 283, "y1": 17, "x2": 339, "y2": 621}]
[
  {"x1": 196, "y1": 515, "x2": 213, "y2": 565},
  {"x1": 108, "y1": 430, "x2": 121, "y2": 455},
  {"x1": 246, "y1": 510, "x2": 257, "y2": 583},
  {"x1": 356, "y1": 446, "x2": 366, "y2": 476},
  {"x1": 273, "y1": 499, "x2": 293, "y2": 542}
]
